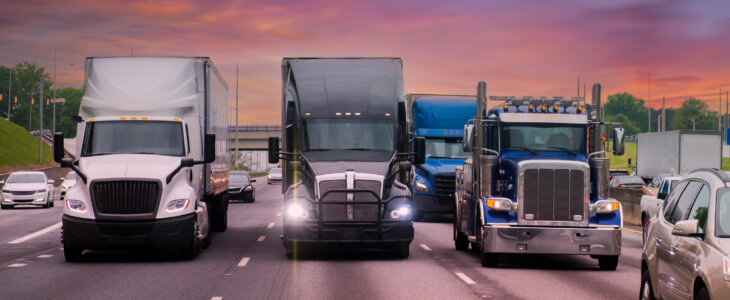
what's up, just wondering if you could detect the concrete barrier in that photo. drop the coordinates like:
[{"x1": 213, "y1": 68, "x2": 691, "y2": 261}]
[{"x1": 609, "y1": 187, "x2": 645, "y2": 226}]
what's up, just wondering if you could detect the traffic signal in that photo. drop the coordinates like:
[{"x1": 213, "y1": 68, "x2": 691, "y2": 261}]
[
  {"x1": 46, "y1": 98, "x2": 49, "y2": 105},
  {"x1": 0, "y1": 94, "x2": 3, "y2": 101},
  {"x1": 31, "y1": 98, "x2": 34, "y2": 105},
  {"x1": 14, "y1": 96, "x2": 17, "y2": 103}
]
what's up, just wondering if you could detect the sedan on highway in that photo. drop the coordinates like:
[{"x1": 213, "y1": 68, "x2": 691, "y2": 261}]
[
  {"x1": 641, "y1": 169, "x2": 730, "y2": 300},
  {"x1": 268, "y1": 167, "x2": 282, "y2": 184},
  {"x1": 0, "y1": 171, "x2": 54, "y2": 209},
  {"x1": 60, "y1": 171, "x2": 77, "y2": 201},
  {"x1": 610, "y1": 175, "x2": 646, "y2": 189},
  {"x1": 229, "y1": 171, "x2": 255, "y2": 202}
]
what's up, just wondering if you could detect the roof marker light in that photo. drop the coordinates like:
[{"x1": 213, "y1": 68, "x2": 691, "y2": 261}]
[
  {"x1": 131, "y1": 117, "x2": 137, "y2": 120},
  {"x1": 120, "y1": 117, "x2": 126, "y2": 120},
  {"x1": 305, "y1": 112, "x2": 311, "y2": 116},
  {"x1": 336, "y1": 112, "x2": 342, "y2": 116},
  {"x1": 553, "y1": 106, "x2": 559, "y2": 113},
  {"x1": 541, "y1": 106, "x2": 546, "y2": 112},
  {"x1": 141, "y1": 117, "x2": 148, "y2": 120},
  {"x1": 528, "y1": 105, "x2": 534, "y2": 112},
  {"x1": 173, "y1": 118, "x2": 180, "y2": 121},
  {"x1": 503, "y1": 105, "x2": 509, "y2": 112},
  {"x1": 577, "y1": 106, "x2": 583, "y2": 113},
  {"x1": 355, "y1": 112, "x2": 361, "y2": 116},
  {"x1": 385, "y1": 113, "x2": 391, "y2": 117},
  {"x1": 345, "y1": 112, "x2": 352, "y2": 116}
]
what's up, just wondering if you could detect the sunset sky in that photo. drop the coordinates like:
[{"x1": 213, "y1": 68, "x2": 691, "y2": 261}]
[{"x1": 1, "y1": 0, "x2": 730, "y2": 124}]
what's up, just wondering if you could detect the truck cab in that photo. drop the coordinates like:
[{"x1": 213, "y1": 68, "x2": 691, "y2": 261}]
[{"x1": 408, "y1": 95, "x2": 476, "y2": 220}]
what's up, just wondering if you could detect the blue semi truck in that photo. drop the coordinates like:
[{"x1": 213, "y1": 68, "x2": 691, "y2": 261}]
[
  {"x1": 454, "y1": 82, "x2": 626, "y2": 270},
  {"x1": 408, "y1": 94, "x2": 477, "y2": 221}
]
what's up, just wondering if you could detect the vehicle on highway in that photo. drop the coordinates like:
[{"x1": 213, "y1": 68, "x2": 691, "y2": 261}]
[
  {"x1": 59, "y1": 171, "x2": 77, "y2": 201},
  {"x1": 610, "y1": 175, "x2": 646, "y2": 188},
  {"x1": 407, "y1": 94, "x2": 476, "y2": 221},
  {"x1": 229, "y1": 171, "x2": 255, "y2": 202},
  {"x1": 455, "y1": 83, "x2": 625, "y2": 270},
  {"x1": 609, "y1": 168, "x2": 630, "y2": 180},
  {"x1": 53, "y1": 56, "x2": 230, "y2": 261},
  {"x1": 267, "y1": 167, "x2": 282, "y2": 184},
  {"x1": 0, "y1": 171, "x2": 54, "y2": 209},
  {"x1": 268, "y1": 57, "x2": 424, "y2": 258},
  {"x1": 641, "y1": 169, "x2": 730, "y2": 300},
  {"x1": 650, "y1": 173, "x2": 674, "y2": 188},
  {"x1": 640, "y1": 175, "x2": 682, "y2": 229},
  {"x1": 30, "y1": 129, "x2": 53, "y2": 137},
  {"x1": 635, "y1": 130, "x2": 721, "y2": 183}
]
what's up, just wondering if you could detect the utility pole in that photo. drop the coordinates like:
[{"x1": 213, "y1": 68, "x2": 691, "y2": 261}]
[
  {"x1": 720, "y1": 90, "x2": 723, "y2": 131},
  {"x1": 7, "y1": 69, "x2": 10, "y2": 121},
  {"x1": 647, "y1": 72, "x2": 651, "y2": 133},
  {"x1": 52, "y1": 40, "x2": 57, "y2": 134},
  {"x1": 662, "y1": 97, "x2": 666, "y2": 132},
  {"x1": 235, "y1": 63, "x2": 239, "y2": 169},
  {"x1": 39, "y1": 77, "x2": 43, "y2": 162},
  {"x1": 577, "y1": 76, "x2": 580, "y2": 97}
]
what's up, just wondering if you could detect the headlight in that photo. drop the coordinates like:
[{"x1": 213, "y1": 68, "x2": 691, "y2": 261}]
[
  {"x1": 66, "y1": 200, "x2": 87, "y2": 213},
  {"x1": 286, "y1": 203, "x2": 309, "y2": 219},
  {"x1": 724, "y1": 256, "x2": 730, "y2": 281},
  {"x1": 415, "y1": 182, "x2": 430, "y2": 193},
  {"x1": 37, "y1": 189, "x2": 47, "y2": 193},
  {"x1": 390, "y1": 205, "x2": 411, "y2": 219},
  {"x1": 244, "y1": 186, "x2": 253, "y2": 191},
  {"x1": 166, "y1": 199, "x2": 190, "y2": 212},
  {"x1": 486, "y1": 197, "x2": 515, "y2": 211},
  {"x1": 591, "y1": 199, "x2": 620, "y2": 214}
]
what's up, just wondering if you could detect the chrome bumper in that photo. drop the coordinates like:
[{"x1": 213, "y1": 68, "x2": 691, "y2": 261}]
[{"x1": 481, "y1": 225, "x2": 621, "y2": 256}]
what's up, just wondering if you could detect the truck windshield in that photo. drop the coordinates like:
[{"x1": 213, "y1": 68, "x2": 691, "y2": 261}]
[
  {"x1": 426, "y1": 138, "x2": 469, "y2": 158},
  {"x1": 302, "y1": 119, "x2": 394, "y2": 152},
  {"x1": 501, "y1": 123, "x2": 586, "y2": 154},
  {"x1": 82, "y1": 121, "x2": 185, "y2": 157}
]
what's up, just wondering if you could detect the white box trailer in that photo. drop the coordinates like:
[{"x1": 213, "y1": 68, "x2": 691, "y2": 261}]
[
  {"x1": 636, "y1": 130, "x2": 721, "y2": 179},
  {"x1": 53, "y1": 57, "x2": 230, "y2": 261}
]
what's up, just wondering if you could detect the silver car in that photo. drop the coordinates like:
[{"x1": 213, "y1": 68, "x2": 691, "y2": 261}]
[
  {"x1": 0, "y1": 171, "x2": 55, "y2": 209},
  {"x1": 267, "y1": 167, "x2": 282, "y2": 184},
  {"x1": 641, "y1": 169, "x2": 730, "y2": 300},
  {"x1": 60, "y1": 171, "x2": 77, "y2": 201}
]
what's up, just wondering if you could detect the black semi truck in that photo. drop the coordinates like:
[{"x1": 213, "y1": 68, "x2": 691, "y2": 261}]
[{"x1": 268, "y1": 58, "x2": 424, "y2": 258}]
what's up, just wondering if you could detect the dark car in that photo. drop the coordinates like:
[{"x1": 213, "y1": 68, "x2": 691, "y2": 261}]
[
  {"x1": 229, "y1": 171, "x2": 255, "y2": 203},
  {"x1": 609, "y1": 175, "x2": 646, "y2": 189}
]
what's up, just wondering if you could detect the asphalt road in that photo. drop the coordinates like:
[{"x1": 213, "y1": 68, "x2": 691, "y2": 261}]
[{"x1": 0, "y1": 182, "x2": 642, "y2": 300}]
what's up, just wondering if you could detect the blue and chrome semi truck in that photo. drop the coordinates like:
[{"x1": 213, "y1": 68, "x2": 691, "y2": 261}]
[
  {"x1": 408, "y1": 94, "x2": 476, "y2": 221},
  {"x1": 454, "y1": 82, "x2": 626, "y2": 270}
]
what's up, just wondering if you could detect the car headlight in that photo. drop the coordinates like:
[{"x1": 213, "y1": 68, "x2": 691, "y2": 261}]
[
  {"x1": 66, "y1": 200, "x2": 87, "y2": 213},
  {"x1": 37, "y1": 189, "x2": 47, "y2": 193},
  {"x1": 591, "y1": 199, "x2": 620, "y2": 214},
  {"x1": 286, "y1": 202, "x2": 309, "y2": 219},
  {"x1": 390, "y1": 205, "x2": 411, "y2": 219},
  {"x1": 166, "y1": 199, "x2": 190, "y2": 212},
  {"x1": 244, "y1": 185, "x2": 253, "y2": 191},
  {"x1": 486, "y1": 197, "x2": 515, "y2": 211},
  {"x1": 415, "y1": 182, "x2": 430, "y2": 193}
]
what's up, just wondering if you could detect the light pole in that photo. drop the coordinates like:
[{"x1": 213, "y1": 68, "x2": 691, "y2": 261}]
[
  {"x1": 6, "y1": 69, "x2": 10, "y2": 121},
  {"x1": 39, "y1": 77, "x2": 43, "y2": 162}
]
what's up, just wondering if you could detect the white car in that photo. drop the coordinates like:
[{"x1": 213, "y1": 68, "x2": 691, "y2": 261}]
[
  {"x1": 268, "y1": 168, "x2": 282, "y2": 184},
  {"x1": 640, "y1": 175, "x2": 682, "y2": 229},
  {"x1": 60, "y1": 171, "x2": 77, "y2": 201},
  {"x1": 0, "y1": 171, "x2": 55, "y2": 209}
]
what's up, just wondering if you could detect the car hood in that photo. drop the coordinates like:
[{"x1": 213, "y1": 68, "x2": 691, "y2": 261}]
[
  {"x1": 2, "y1": 183, "x2": 47, "y2": 191},
  {"x1": 79, "y1": 154, "x2": 182, "y2": 182},
  {"x1": 418, "y1": 158, "x2": 466, "y2": 175}
]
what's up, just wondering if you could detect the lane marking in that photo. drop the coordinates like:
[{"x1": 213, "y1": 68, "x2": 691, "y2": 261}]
[
  {"x1": 622, "y1": 227, "x2": 642, "y2": 234},
  {"x1": 9, "y1": 222, "x2": 62, "y2": 244},
  {"x1": 37, "y1": 255, "x2": 53, "y2": 258},
  {"x1": 238, "y1": 257, "x2": 250, "y2": 267},
  {"x1": 8, "y1": 263, "x2": 27, "y2": 268},
  {"x1": 276, "y1": 212, "x2": 281, "y2": 217},
  {"x1": 211, "y1": 297, "x2": 223, "y2": 300},
  {"x1": 455, "y1": 272, "x2": 476, "y2": 285},
  {"x1": 257, "y1": 235, "x2": 266, "y2": 242},
  {"x1": 420, "y1": 244, "x2": 432, "y2": 252},
  {"x1": 267, "y1": 222, "x2": 275, "y2": 229}
]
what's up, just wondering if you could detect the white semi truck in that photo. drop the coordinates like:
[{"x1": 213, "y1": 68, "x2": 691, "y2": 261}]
[
  {"x1": 53, "y1": 57, "x2": 230, "y2": 261},
  {"x1": 635, "y1": 130, "x2": 721, "y2": 181}
]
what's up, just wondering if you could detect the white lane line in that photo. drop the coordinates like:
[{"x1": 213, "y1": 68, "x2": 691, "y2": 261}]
[
  {"x1": 276, "y1": 212, "x2": 281, "y2": 217},
  {"x1": 37, "y1": 255, "x2": 53, "y2": 258},
  {"x1": 9, "y1": 222, "x2": 62, "y2": 244},
  {"x1": 238, "y1": 257, "x2": 250, "y2": 267},
  {"x1": 267, "y1": 222, "x2": 275, "y2": 229},
  {"x1": 8, "y1": 263, "x2": 27, "y2": 268},
  {"x1": 211, "y1": 297, "x2": 223, "y2": 300},
  {"x1": 420, "y1": 244, "x2": 432, "y2": 252},
  {"x1": 257, "y1": 235, "x2": 266, "y2": 242},
  {"x1": 455, "y1": 272, "x2": 476, "y2": 285}
]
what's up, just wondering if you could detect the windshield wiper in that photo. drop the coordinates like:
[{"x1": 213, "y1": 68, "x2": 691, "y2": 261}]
[
  {"x1": 546, "y1": 147, "x2": 577, "y2": 156},
  {"x1": 504, "y1": 147, "x2": 538, "y2": 155}
]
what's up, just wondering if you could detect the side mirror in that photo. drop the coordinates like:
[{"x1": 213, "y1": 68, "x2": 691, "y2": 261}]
[
  {"x1": 628, "y1": 158, "x2": 634, "y2": 169},
  {"x1": 204, "y1": 133, "x2": 216, "y2": 163},
  {"x1": 414, "y1": 137, "x2": 426, "y2": 165},
  {"x1": 463, "y1": 124, "x2": 474, "y2": 152},
  {"x1": 251, "y1": 179, "x2": 257, "y2": 183},
  {"x1": 657, "y1": 192, "x2": 668, "y2": 200},
  {"x1": 48, "y1": 180, "x2": 55, "y2": 184},
  {"x1": 268, "y1": 137, "x2": 280, "y2": 164},
  {"x1": 181, "y1": 158, "x2": 195, "y2": 167},
  {"x1": 61, "y1": 158, "x2": 74, "y2": 168},
  {"x1": 672, "y1": 219, "x2": 701, "y2": 237},
  {"x1": 612, "y1": 127, "x2": 625, "y2": 156},
  {"x1": 53, "y1": 132, "x2": 65, "y2": 163}
]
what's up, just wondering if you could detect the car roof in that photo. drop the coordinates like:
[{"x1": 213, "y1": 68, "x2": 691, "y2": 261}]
[{"x1": 10, "y1": 171, "x2": 45, "y2": 175}]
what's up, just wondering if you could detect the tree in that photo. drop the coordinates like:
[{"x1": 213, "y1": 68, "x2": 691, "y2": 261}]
[
  {"x1": 55, "y1": 87, "x2": 83, "y2": 137},
  {"x1": 672, "y1": 98, "x2": 717, "y2": 130},
  {"x1": 604, "y1": 93, "x2": 649, "y2": 133},
  {"x1": 606, "y1": 113, "x2": 639, "y2": 136},
  {"x1": 2, "y1": 62, "x2": 53, "y2": 131}
]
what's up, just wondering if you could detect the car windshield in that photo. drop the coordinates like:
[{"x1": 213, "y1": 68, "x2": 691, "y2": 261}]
[
  {"x1": 716, "y1": 188, "x2": 730, "y2": 237},
  {"x1": 302, "y1": 119, "x2": 394, "y2": 152},
  {"x1": 501, "y1": 123, "x2": 586, "y2": 154},
  {"x1": 270, "y1": 168, "x2": 281, "y2": 174},
  {"x1": 7, "y1": 174, "x2": 45, "y2": 183},
  {"x1": 425, "y1": 138, "x2": 469, "y2": 158},
  {"x1": 613, "y1": 176, "x2": 645, "y2": 185},
  {"x1": 230, "y1": 173, "x2": 250, "y2": 183},
  {"x1": 81, "y1": 121, "x2": 185, "y2": 157}
]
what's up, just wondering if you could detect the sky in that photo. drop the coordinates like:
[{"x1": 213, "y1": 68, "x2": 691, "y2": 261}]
[{"x1": 1, "y1": 0, "x2": 730, "y2": 124}]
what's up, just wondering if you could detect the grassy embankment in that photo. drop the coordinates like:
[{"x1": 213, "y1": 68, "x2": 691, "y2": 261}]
[
  {"x1": 0, "y1": 118, "x2": 54, "y2": 170},
  {"x1": 606, "y1": 142, "x2": 730, "y2": 171}
]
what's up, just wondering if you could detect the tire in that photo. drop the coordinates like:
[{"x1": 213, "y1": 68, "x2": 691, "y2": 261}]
[
  {"x1": 391, "y1": 242, "x2": 410, "y2": 259},
  {"x1": 63, "y1": 244, "x2": 84, "y2": 262},
  {"x1": 598, "y1": 255, "x2": 619, "y2": 270},
  {"x1": 454, "y1": 223, "x2": 469, "y2": 251},
  {"x1": 210, "y1": 194, "x2": 229, "y2": 232},
  {"x1": 49, "y1": 198, "x2": 54, "y2": 208},
  {"x1": 480, "y1": 251, "x2": 499, "y2": 267},
  {"x1": 640, "y1": 269, "x2": 656, "y2": 300},
  {"x1": 696, "y1": 286, "x2": 710, "y2": 300}
]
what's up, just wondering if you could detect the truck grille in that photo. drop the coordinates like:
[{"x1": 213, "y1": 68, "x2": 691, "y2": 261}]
[
  {"x1": 320, "y1": 180, "x2": 347, "y2": 221},
  {"x1": 522, "y1": 169, "x2": 584, "y2": 222},
  {"x1": 318, "y1": 179, "x2": 381, "y2": 222},
  {"x1": 434, "y1": 173, "x2": 456, "y2": 202},
  {"x1": 91, "y1": 180, "x2": 161, "y2": 215}
]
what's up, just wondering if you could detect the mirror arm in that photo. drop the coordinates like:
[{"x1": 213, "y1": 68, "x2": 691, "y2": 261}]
[
  {"x1": 586, "y1": 151, "x2": 606, "y2": 162},
  {"x1": 478, "y1": 148, "x2": 499, "y2": 156}
]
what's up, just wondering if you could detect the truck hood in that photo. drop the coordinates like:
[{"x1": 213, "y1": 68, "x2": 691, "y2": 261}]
[
  {"x1": 418, "y1": 157, "x2": 466, "y2": 175},
  {"x1": 79, "y1": 154, "x2": 182, "y2": 182},
  {"x1": 307, "y1": 160, "x2": 391, "y2": 178}
]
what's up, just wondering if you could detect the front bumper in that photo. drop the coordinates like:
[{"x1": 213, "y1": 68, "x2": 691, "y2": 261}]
[
  {"x1": 482, "y1": 225, "x2": 621, "y2": 256},
  {"x1": 283, "y1": 220, "x2": 414, "y2": 247},
  {"x1": 412, "y1": 193, "x2": 453, "y2": 213},
  {"x1": 1, "y1": 194, "x2": 49, "y2": 206},
  {"x1": 229, "y1": 188, "x2": 253, "y2": 200},
  {"x1": 268, "y1": 177, "x2": 282, "y2": 183},
  {"x1": 62, "y1": 213, "x2": 194, "y2": 250}
]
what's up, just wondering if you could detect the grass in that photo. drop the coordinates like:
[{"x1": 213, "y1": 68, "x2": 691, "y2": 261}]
[
  {"x1": 0, "y1": 118, "x2": 54, "y2": 167},
  {"x1": 607, "y1": 141, "x2": 730, "y2": 171}
]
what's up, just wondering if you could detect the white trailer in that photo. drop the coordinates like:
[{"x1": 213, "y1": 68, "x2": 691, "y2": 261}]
[
  {"x1": 636, "y1": 130, "x2": 721, "y2": 179},
  {"x1": 53, "y1": 57, "x2": 230, "y2": 261}
]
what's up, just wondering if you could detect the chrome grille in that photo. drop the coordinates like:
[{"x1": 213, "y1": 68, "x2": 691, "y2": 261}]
[
  {"x1": 91, "y1": 180, "x2": 160, "y2": 215},
  {"x1": 318, "y1": 179, "x2": 382, "y2": 222},
  {"x1": 522, "y1": 169, "x2": 584, "y2": 222},
  {"x1": 353, "y1": 180, "x2": 381, "y2": 221},
  {"x1": 319, "y1": 180, "x2": 347, "y2": 221},
  {"x1": 434, "y1": 173, "x2": 455, "y2": 202}
]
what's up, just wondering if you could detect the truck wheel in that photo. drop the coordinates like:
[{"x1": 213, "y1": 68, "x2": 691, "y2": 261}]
[
  {"x1": 696, "y1": 286, "x2": 709, "y2": 300},
  {"x1": 49, "y1": 199, "x2": 54, "y2": 207},
  {"x1": 63, "y1": 245, "x2": 84, "y2": 262},
  {"x1": 597, "y1": 255, "x2": 619, "y2": 270},
  {"x1": 640, "y1": 269, "x2": 656, "y2": 300},
  {"x1": 454, "y1": 223, "x2": 469, "y2": 251},
  {"x1": 211, "y1": 194, "x2": 229, "y2": 232},
  {"x1": 480, "y1": 251, "x2": 499, "y2": 267},
  {"x1": 391, "y1": 242, "x2": 410, "y2": 259}
]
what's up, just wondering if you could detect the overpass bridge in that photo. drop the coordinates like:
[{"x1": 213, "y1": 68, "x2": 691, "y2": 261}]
[{"x1": 229, "y1": 125, "x2": 281, "y2": 151}]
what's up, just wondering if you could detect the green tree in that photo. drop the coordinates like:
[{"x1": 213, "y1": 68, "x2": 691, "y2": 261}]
[
  {"x1": 672, "y1": 98, "x2": 718, "y2": 130},
  {"x1": 604, "y1": 93, "x2": 648, "y2": 133},
  {"x1": 2, "y1": 62, "x2": 53, "y2": 132},
  {"x1": 606, "y1": 113, "x2": 639, "y2": 136},
  {"x1": 55, "y1": 87, "x2": 83, "y2": 137}
]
